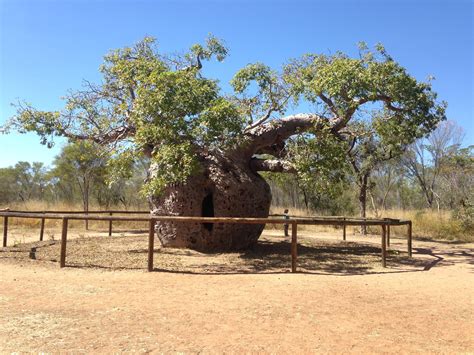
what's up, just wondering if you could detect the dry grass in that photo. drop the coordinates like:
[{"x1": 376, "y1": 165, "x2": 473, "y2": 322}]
[
  {"x1": 272, "y1": 206, "x2": 473, "y2": 242},
  {"x1": 374, "y1": 209, "x2": 473, "y2": 242},
  {"x1": 2, "y1": 200, "x2": 148, "y2": 230},
  {"x1": 2, "y1": 201, "x2": 472, "y2": 242}
]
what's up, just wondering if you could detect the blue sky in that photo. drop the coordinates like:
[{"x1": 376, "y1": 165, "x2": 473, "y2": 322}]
[{"x1": 0, "y1": 0, "x2": 472, "y2": 168}]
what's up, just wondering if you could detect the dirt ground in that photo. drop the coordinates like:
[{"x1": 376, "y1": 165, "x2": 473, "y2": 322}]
[{"x1": 1, "y1": 226, "x2": 473, "y2": 353}]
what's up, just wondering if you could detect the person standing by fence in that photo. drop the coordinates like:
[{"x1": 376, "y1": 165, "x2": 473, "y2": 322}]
[{"x1": 284, "y1": 209, "x2": 289, "y2": 237}]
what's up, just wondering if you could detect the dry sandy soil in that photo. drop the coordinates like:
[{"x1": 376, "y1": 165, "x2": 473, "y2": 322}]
[{"x1": 0, "y1": 226, "x2": 473, "y2": 353}]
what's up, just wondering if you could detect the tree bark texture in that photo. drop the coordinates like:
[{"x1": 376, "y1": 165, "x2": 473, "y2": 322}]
[
  {"x1": 148, "y1": 114, "x2": 327, "y2": 251},
  {"x1": 150, "y1": 150, "x2": 272, "y2": 251}
]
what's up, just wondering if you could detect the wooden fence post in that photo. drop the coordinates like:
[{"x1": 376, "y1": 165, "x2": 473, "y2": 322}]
[
  {"x1": 148, "y1": 219, "x2": 156, "y2": 272},
  {"x1": 381, "y1": 224, "x2": 387, "y2": 268},
  {"x1": 39, "y1": 216, "x2": 45, "y2": 242},
  {"x1": 407, "y1": 221, "x2": 412, "y2": 257},
  {"x1": 342, "y1": 218, "x2": 346, "y2": 241},
  {"x1": 60, "y1": 218, "x2": 69, "y2": 268},
  {"x1": 108, "y1": 212, "x2": 113, "y2": 237},
  {"x1": 386, "y1": 224, "x2": 390, "y2": 248},
  {"x1": 291, "y1": 221, "x2": 298, "y2": 273},
  {"x1": 2, "y1": 216, "x2": 7, "y2": 247}
]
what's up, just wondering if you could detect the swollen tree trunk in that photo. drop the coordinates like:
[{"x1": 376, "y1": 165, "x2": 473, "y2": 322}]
[
  {"x1": 149, "y1": 113, "x2": 324, "y2": 252},
  {"x1": 150, "y1": 150, "x2": 271, "y2": 251}
]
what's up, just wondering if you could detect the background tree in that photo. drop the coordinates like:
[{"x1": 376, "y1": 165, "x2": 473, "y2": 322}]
[
  {"x1": 4, "y1": 37, "x2": 446, "y2": 251},
  {"x1": 369, "y1": 158, "x2": 405, "y2": 214},
  {"x1": 50, "y1": 141, "x2": 107, "y2": 228},
  {"x1": 438, "y1": 145, "x2": 473, "y2": 209},
  {"x1": 344, "y1": 116, "x2": 413, "y2": 233},
  {"x1": 0, "y1": 162, "x2": 48, "y2": 203},
  {"x1": 0, "y1": 166, "x2": 20, "y2": 204},
  {"x1": 403, "y1": 121, "x2": 463, "y2": 209}
]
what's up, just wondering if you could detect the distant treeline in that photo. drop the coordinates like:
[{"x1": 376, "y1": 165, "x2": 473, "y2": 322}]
[
  {"x1": 0, "y1": 142, "x2": 149, "y2": 211},
  {"x1": 1, "y1": 122, "x2": 473, "y2": 233}
]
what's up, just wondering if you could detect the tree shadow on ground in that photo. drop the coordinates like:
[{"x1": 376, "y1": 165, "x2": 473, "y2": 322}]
[
  {"x1": 151, "y1": 237, "x2": 439, "y2": 275},
  {"x1": 234, "y1": 240, "x2": 427, "y2": 275},
  {"x1": 2, "y1": 234, "x2": 471, "y2": 275},
  {"x1": 412, "y1": 246, "x2": 474, "y2": 272}
]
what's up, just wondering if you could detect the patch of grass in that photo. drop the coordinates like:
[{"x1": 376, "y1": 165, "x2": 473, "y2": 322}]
[
  {"x1": 3, "y1": 200, "x2": 148, "y2": 231},
  {"x1": 272, "y1": 206, "x2": 473, "y2": 243},
  {"x1": 381, "y1": 209, "x2": 473, "y2": 242}
]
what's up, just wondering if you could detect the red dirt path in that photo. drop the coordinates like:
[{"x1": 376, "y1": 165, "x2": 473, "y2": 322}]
[{"x1": 0, "y1": 232, "x2": 473, "y2": 353}]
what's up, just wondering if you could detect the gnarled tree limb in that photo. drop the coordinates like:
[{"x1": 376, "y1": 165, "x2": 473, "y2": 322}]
[
  {"x1": 250, "y1": 158, "x2": 296, "y2": 173},
  {"x1": 242, "y1": 113, "x2": 329, "y2": 158}
]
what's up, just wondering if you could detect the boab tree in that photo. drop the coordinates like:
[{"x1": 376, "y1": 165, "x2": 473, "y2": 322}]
[{"x1": 3, "y1": 37, "x2": 445, "y2": 251}]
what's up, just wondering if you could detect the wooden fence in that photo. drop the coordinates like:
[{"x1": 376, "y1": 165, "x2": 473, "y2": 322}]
[{"x1": 0, "y1": 210, "x2": 412, "y2": 272}]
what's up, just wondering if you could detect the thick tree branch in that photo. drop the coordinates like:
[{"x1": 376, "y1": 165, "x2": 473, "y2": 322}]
[
  {"x1": 331, "y1": 94, "x2": 407, "y2": 132},
  {"x1": 98, "y1": 125, "x2": 136, "y2": 144},
  {"x1": 56, "y1": 123, "x2": 136, "y2": 145},
  {"x1": 250, "y1": 158, "x2": 296, "y2": 173},
  {"x1": 242, "y1": 113, "x2": 330, "y2": 158},
  {"x1": 182, "y1": 52, "x2": 203, "y2": 71},
  {"x1": 243, "y1": 93, "x2": 291, "y2": 132},
  {"x1": 244, "y1": 107, "x2": 274, "y2": 131},
  {"x1": 355, "y1": 94, "x2": 406, "y2": 112},
  {"x1": 319, "y1": 94, "x2": 338, "y2": 116}
]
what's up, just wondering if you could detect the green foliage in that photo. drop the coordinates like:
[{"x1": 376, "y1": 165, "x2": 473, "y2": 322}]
[
  {"x1": 288, "y1": 126, "x2": 349, "y2": 196},
  {"x1": 195, "y1": 97, "x2": 245, "y2": 145},
  {"x1": 53, "y1": 141, "x2": 105, "y2": 173},
  {"x1": 0, "y1": 162, "x2": 48, "y2": 203},
  {"x1": 231, "y1": 62, "x2": 291, "y2": 123},
  {"x1": 106, "y1": 148, "x2": 136, "y2": 183},
  {"x1": 283, "y1": 45, "x2": 445, "y2": 218},
  {"x1": 441, "y1": 145, "x2": 474, "y2": 210},
  {"x1": 453, "y1": 199, "x2": 474, "y2": 231},
  {"x1": 4, "y1": 38, "x2": 447, "y2": 200},
  {"x1": 50, "y1": 141, "x2": 108, "y2": 210},
  {"x1": 284, "y1": 45, "x2": 446, "y2": 132},
  {"x1": 188, "y1": 35, "x2": 229, "y2": 62},
  {"x1": 0, "y1": 142, "x2": 148, "y2": 208},
  {"x1": 142, "y1": 142, "x2": 200, "y2": 196},
  {"x1": 4, "y1": 35, "x2": 242, "y2": 196}
]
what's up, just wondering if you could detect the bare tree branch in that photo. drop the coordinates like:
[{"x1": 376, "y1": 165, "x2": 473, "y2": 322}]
[{"x1": 319, "y1": 93, "x2": 338, "y2": 116}]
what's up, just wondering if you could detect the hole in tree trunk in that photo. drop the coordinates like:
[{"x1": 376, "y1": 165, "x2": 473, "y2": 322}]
[{"x1": 201, "y1": 192, "x2": 214, "y2": 232}]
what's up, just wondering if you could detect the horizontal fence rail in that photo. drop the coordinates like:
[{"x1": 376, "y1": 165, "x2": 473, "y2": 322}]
[
  {"x1": 6, "y1": 209, "x2": 151, "y2": 214},
  {"x1": 0, "y1": 210, "x2": 412, "y2": 272}
]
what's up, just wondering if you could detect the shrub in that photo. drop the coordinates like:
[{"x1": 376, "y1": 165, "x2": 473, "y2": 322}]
[{"x1": 453, "y1": 200, "x2": 474, "y2": 231}]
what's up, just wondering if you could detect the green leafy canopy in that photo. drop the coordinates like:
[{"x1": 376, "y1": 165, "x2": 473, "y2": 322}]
[{"x1": 3, "y1": 36, "x2": 446, "y2": 197}]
